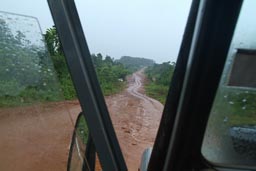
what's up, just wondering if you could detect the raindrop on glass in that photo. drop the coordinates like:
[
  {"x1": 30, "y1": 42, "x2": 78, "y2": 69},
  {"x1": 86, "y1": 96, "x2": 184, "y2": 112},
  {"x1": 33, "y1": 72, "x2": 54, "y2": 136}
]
[
  {"x1": 229, "y1": 101, "x2": 234, "y2": 105},
  {"x1": 223, "y1": 116, "x2": 228, "y2": 123}
]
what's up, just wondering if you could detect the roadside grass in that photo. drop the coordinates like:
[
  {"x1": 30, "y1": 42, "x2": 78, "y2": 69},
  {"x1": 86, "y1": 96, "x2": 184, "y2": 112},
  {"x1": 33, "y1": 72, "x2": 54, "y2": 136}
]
[
  {"x1": 101, "y1": 82, "x2": 126, "y2": 96},
  {"x1": 211, "y1": 88, "x2": 256, "y2": 127},
  {"x1": 0, "y1": 88, "x2": 63, "y2": 107},
  {"x1": 0, "y1": 76, "x2": 127, "y2": 107},
  {"x1": 144, "y1": 81, "x2": 256, "y2": 127},
  {"x1": 145, "y1": 82, "x2": 169, "y2": 104},
  {"x1": 144, "y1": 62, "x2": 174, "y2": 105}
]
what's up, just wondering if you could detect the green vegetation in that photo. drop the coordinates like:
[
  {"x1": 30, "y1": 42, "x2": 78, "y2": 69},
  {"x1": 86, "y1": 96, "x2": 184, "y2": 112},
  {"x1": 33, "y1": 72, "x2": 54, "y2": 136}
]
[
  {"x1": 45, "y1": 26, "x2": 131, "y2": 99},
  {"x1": 145, "y1": 62, "x2": 175, "y2": 104},
  {"x1": 117, "y1": 56, "x2": 154, "y2": 72},
  {"x1": 46, "y1": 27, "x2": 132, "y2": 99},
  {"x1": 0, "y1": 20, "x2": 130, "y2": 107},
  {"x1": 212, "y1": 88, "x2": 256, "y2": 126},
  {"x1": 91, "y1": 53, "x2": 130, "y2": 96},
  {"x1": 44, "y1": 26, "x2": 75, "y2": 100},
  {"x1": 0, "y1": 16, "x2": 62, "y2": 107},
  {"x1": 144, "y1": 60, "x2": 256, "y2": 127}
]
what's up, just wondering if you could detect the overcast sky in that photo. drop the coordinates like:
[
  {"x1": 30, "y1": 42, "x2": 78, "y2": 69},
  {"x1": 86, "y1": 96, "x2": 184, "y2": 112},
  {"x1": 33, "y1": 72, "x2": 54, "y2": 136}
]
[{"x1": 0, "y1": 0, "x2": 191, "y2": 63}]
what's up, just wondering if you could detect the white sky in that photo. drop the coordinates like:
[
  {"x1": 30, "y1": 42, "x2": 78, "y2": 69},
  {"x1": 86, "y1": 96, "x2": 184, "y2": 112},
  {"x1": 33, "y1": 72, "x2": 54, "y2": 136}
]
[{"x1": 0, "y1": 0, "x2": 191, "y2": 63}]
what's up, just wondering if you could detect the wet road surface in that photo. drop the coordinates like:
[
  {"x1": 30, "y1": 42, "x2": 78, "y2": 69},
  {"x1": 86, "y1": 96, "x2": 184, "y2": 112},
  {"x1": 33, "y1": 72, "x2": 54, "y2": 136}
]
[
  {"x1": 106, "y1": 70, "x2": 163, "y2": 171},
  {"x1": 0, "y1": 70, "x2": 163, "y2": 171}
]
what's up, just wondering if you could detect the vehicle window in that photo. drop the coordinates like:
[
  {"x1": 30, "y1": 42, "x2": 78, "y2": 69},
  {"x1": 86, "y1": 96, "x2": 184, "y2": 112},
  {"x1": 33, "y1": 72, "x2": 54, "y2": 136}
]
[
  {"x1": 202, "y1": 0, "x2": 256, "y2": 169},
  {"x1": 74, "y1": 1, "x2": 191, "y2": 170},
  {"x1": 0, "y1": 11, "x2": 80, "y2": 171}
]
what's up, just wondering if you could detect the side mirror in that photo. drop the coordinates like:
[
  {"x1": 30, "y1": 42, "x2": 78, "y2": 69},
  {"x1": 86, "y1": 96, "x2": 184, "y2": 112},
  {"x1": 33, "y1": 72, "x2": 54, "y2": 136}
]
[
  {"x1": 139, "y1": 148, "x2": 152, "y2": 171},
  {"x1": 67, "y1": 113, "x2": 96, "y2": 171}
]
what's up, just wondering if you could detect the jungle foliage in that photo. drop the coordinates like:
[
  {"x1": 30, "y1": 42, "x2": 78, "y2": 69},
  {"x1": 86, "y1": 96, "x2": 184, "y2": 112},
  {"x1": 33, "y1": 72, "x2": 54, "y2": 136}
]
[
  {"x1": 0, "y1": 18, "x2": 130, "y2": 106},
  {"x1": 0, "y1": 16, "x2": 62, "y2": 107},
  {"x1": 145, "y1": 62, "x2": 175, "y2": 104},
  {"x1": 45, "y1": 27, "x2": 130, "y2": 98}
]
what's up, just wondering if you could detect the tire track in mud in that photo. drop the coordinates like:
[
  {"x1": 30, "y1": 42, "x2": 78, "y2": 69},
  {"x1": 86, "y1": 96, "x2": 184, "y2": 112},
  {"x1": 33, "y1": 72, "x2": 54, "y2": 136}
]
[
  {"x1": 128, "y1": 71, "x2": 163, "y2": 109},
  {"x1": 128, "y1": 70, "x2": 163, "y2": 143}
]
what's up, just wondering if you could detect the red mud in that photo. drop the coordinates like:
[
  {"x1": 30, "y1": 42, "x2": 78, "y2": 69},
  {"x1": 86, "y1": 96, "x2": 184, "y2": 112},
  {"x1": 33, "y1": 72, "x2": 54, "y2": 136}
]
[{"x1": 0, "y1": 70, "x2": 163, "y2": 171}]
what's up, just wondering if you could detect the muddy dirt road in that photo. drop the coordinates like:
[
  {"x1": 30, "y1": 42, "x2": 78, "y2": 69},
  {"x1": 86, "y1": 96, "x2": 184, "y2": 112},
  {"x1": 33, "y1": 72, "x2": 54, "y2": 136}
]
[
  {"x1": 0, "y1": 70, "x2": 163, "y2": 171},
  {"x1": 0, "y1": 102, "x2": 80, "y2": 171},
  {"x1": 106, "y1": 70, "x2": 163, "y2": 171}
]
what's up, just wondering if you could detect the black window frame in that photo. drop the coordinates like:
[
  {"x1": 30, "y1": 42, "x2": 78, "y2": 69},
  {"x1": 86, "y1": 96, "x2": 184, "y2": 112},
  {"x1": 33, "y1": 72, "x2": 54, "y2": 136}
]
[
  {"x1": 47, "y1": 0, "x2": 127, "y2": 171},
  {"x1": 149, "y1": 0, "x2": 244, "y2": 171},
  {"x1": 46, "y1": 0, "x2": 250, "y2": 171}
]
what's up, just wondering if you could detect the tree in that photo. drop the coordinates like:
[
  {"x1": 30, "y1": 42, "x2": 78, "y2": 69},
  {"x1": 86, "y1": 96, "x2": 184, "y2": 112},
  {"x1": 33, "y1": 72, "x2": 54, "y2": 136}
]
[
  {"x1": 105, "y1": 56, "x2": 113, "y2": 66},
  {"x1": 44, "y1": 26, "x2": 63, "y2": 56},
  {"x1": 44, "y1": 26, "x2": 75, "y2": 99},
  {"x1": 44, "y1": 26, "x2": 130, "y2": 98}
]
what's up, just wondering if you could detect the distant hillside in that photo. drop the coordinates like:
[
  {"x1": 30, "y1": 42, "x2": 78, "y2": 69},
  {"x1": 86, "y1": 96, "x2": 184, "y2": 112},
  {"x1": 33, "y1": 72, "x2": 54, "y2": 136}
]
[{"x1": 117, "y1": 56, "x2": 155, "y2": 71}]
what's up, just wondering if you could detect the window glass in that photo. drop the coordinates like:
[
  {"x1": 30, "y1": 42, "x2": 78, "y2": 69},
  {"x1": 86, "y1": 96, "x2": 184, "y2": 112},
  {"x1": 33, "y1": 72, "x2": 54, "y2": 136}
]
[
  {"x1": 0, "y1": 11, "x2": 79, "y2": 171},
  {"x1": 202, "y1": 0, "x2": 256, "y2": 169},
  {"x1": 74, "y1": 1, "x2": 191, "y2": 170}
]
